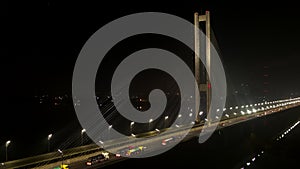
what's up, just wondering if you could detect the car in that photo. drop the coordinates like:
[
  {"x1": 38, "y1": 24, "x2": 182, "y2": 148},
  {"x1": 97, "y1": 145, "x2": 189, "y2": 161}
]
[
  {"x1": 115, "y1": 146, "x2": 132, "y2": 157},
  {"x1": 53, "y1": 164, "x2": 70, "y2": 169},
  {"x1": 161, "y1": 137, "x2": 175, "y2": 146},
  {"x1": 115, "y1": 145, "x2": 147, "y2": 157},
  {"x1": 86, "y1": 152, "x2": 109, "y2": 166}
]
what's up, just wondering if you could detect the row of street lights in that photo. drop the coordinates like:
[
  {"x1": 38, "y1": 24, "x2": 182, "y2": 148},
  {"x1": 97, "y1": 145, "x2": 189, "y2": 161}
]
[
  {"x1": 46, "y1": 129, "x2": 87, "y2": 153},
  {"x1": 43, "y1": 118, "x2": 171, "y2": 155},
  {"x1": 2, "y1": 117, "x2": 175, "y2": 162},
  {"x1": 0, "y1": 132, "x2": 84, "y2": 163},
  {"x1": 0, "y1": 119, "x2": 149, "y2": 162},
  {"x1": 3, "y1": 139, "x2": 64, "y2": 166}
]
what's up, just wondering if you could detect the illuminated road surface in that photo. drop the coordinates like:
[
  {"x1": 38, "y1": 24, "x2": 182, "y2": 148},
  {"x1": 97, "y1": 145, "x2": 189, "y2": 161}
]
[{"x1": 32, "y1": 102, "x2": 300, "y2": 169}]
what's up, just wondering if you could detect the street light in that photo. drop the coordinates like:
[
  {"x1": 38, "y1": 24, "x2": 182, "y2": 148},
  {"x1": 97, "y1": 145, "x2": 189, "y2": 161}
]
[
  {"x1": 130, "y1": 122, "x2": 135, "y2": 127},
  {"x1": 57, "y1": 149, "x2": 63, "y2": 167},
  {"x1": 130, "y1": 122, "x2": 135, "y2": 133},
  {"x1": 108, "y1": 125, "x2": 113, "y2": 139},
  {"x1": 48, "y1": 134, "x2": 52, "y2": 152},
  {"x1": 48, "y1": 134, "x2": 52, "y2": 140},
  {"x1": 149, "y1": 118, "x2": 153, "y2": 131},
  {"x1": 99, "y1": 140, "x2": 104, "y2": 149},
  {"x1": 81, "y1": 129, "x2": 86, "y2": 145},
  {"x1": 164, "y1": 116, "x2": 169, "y2": 128},
  {"x1": 5, "y1": 140, "x2": 11, "y2": 161}
]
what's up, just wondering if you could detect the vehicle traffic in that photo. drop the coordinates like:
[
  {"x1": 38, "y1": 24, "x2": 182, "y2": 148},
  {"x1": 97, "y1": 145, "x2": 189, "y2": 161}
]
[
  {"x1": 115, "y1": 145, "x2": 147, "y2": 157},
  {"x1": 161, "y1": 137, "x2": 175, "y2": 146},
  {"x1": 86, "y1": 152, "x2": 110, "y2": 166},
  {"x1": 53, "y1": 164, "x2": 70, "y2": 169}
]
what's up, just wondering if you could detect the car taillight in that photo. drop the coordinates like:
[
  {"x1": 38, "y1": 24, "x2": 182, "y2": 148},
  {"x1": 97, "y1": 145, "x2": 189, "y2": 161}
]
[{"x1": 86, "y1": 162, "x2": 92, "y2": 166}]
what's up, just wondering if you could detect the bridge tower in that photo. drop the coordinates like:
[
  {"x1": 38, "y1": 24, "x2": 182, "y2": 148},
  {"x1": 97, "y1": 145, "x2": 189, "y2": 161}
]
[{"x1": 194, "y1": 11, "x2": 211, "y2": 123}]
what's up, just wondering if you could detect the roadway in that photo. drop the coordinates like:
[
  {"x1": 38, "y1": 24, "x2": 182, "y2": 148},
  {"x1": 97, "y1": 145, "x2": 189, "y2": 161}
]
[
  {"x1": 32, "y1": 98, "x2": 300, "y2": 169},
  {"x1": 2, "y1": 97, "x2": 300, "y2": 169}
]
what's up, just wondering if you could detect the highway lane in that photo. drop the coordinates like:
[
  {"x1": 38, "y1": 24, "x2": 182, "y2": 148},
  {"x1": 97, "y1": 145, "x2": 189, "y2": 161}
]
[
  {"x1": 69, "y1": 135, "x2": 188, "y2": 169},
  {"x1": 37, "y1": 133, "x2": 183, "y2": 169},
  {"x1": 68, "y1": 155, "x2": 127, "y2": 169}
]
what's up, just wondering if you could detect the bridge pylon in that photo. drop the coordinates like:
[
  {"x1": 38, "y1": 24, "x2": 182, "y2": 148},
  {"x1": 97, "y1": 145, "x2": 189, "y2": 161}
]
[{"x1": 194, "y1": 11, "x2": 211, "y2": 124}]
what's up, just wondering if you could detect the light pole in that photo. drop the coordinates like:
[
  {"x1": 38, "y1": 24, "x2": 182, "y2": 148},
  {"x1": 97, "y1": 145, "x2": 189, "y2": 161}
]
[
  {"x1": 130, "y1": 122, "x2": 134, "y2": 133},
  {"x1": 108, "y1": 125, "x2": 112, "y2": 138},
  {"x1": 48, "y1": 134, "x2": 52, "y2": 152},
  {"x1": 57, "y1": 149, "x2": 63, "y2": 167},
  {"x1": 5, "y1": 140, "x2": 11, "y2": 161},
  {"x1": 164, "y1": 116, "x2": 168, "y2": 128},
  {"x1": 81, "y1": 129, "x2": 86, "y2": 145},
  {"x1": 177, "y1": 114, "x2": 182, "y2": 125},
  {"x1": 99, "y1": 140, "x2": 104, "y2": 149},
  {"x1": 149, "y1": 118, "x2": 153, "y2": 131}
]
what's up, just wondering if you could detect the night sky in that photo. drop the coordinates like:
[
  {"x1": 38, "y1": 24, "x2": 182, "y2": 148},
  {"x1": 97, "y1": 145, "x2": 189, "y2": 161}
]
[
  {"x1": 5, "y1": 1, "x2": 300, "y2": 98},
  {"x1": 3, "y1": 0, "x2": 300, "y2": 160}
]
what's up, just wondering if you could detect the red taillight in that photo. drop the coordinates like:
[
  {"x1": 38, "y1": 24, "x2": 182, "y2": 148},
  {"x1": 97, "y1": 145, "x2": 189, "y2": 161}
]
[{"x1": 208, "y1": 83, "x2": 211, "y2": 89}]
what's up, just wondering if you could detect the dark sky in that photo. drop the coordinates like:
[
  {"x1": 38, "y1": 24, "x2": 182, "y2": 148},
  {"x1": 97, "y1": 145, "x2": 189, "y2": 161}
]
[{"x1": 4, "y1": 1, "x2": 300, "y2": 99}]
